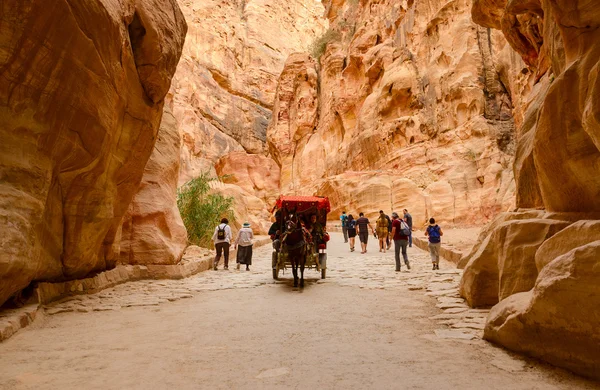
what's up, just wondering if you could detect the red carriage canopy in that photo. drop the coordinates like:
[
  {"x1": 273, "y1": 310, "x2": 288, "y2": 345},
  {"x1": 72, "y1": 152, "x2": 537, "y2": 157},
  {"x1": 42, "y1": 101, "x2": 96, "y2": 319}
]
[{"x1": 273, "y1": 195, "x2": 331, "y2": 214}]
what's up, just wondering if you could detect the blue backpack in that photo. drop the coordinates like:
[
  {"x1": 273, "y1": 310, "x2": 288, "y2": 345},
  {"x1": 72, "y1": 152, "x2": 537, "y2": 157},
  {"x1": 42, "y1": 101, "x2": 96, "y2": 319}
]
[
  {"x1": 427, "y1": 225, "x2": 441, "y2": 243},
  {"x1": 340, "y1": 214, "x2": 348, "y2": 227}
]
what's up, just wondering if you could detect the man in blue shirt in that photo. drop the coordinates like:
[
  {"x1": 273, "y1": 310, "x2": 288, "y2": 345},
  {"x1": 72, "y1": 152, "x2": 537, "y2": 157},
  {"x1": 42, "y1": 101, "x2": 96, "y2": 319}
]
[{"x1": 340, "y1": 211, "x2": 348, "y2": 243}]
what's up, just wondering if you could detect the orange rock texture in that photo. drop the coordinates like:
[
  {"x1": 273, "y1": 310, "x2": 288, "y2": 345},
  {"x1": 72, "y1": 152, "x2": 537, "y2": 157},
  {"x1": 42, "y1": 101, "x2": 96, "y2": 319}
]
[
  {"x1": 0, "y1": 0, "x2": 186, "y2": 306},
  {"x1": 119, "y1": 106, "x2": 188, "y2": 266},
  {"x1": 267, "y1": 0, "x2": 517, "y2": 225},
  {"x1": 460, "y1": 0, "x2": 600, "y2": 379},
  {"x1": 169, "y1": 0, "x2": 326, "y2": 232}
]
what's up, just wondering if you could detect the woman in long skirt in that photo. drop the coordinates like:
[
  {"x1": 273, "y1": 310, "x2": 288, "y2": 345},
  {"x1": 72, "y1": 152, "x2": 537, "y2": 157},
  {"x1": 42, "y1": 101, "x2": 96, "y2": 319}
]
[{"x1": 235, "y1": 222, "x2": 254, "y2": 271}]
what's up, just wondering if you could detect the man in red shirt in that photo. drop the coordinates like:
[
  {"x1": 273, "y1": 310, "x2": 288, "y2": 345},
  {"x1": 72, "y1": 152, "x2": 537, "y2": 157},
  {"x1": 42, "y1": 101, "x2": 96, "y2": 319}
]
[{"x1": 390, "y1": 212, "x2": 411, "y2": 271}]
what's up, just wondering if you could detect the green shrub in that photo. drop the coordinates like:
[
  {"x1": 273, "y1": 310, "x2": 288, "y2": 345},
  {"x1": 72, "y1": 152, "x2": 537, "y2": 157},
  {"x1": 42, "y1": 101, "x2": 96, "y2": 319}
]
[
  {"x1": 177, "y1": 172, "x2": 235, "y2": 248},
  {"x1": 310, "y1": 28, "x2": 341, "y2": 61}
]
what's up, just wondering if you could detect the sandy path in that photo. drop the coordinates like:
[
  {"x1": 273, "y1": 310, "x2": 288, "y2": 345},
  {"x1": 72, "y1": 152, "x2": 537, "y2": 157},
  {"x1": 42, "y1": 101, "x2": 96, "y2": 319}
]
[{"x1": 0, "y1": 234, "x2": 597, "y2": 390}]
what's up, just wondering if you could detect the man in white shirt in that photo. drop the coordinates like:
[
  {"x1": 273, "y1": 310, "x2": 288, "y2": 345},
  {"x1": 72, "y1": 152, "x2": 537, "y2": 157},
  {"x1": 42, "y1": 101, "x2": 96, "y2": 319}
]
[
  {"x1": 212, "y1": 218, "x2": 232, "y2": 270},
  {"x1": 234, "y1": 222, "x2": 254, "y2": 271}
]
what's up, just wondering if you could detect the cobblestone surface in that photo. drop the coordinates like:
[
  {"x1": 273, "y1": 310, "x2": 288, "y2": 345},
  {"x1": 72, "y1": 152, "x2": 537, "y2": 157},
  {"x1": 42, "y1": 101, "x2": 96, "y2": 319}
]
[{"x1": 44, "y1": 234, "x2": 487, "y2": 340}]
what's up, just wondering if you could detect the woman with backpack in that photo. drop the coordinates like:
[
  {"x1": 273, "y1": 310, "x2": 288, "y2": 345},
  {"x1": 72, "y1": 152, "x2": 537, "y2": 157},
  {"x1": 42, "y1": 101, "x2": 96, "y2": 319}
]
[
  {"x1": 347, "y1": 214, "x2": 357, "y2": 252},
  {"x1": 425, "y1": 218, "x2": 444, "y2": 270},
  {"x1": 212, "y1": 218, "x2": 232, "y2": 270}
]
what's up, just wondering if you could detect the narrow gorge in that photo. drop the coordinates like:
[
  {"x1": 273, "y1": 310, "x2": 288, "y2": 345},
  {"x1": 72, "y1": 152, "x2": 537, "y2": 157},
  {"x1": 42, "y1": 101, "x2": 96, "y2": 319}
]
[{"x1": 0, "y1": 0, "x2": 599, "y2": 385}]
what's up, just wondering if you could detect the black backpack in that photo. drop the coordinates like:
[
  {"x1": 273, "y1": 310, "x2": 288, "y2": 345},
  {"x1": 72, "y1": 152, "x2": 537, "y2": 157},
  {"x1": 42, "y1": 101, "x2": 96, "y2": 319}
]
[{"x1": 217, "y1": 224, "x2": 226, "y2": 240}]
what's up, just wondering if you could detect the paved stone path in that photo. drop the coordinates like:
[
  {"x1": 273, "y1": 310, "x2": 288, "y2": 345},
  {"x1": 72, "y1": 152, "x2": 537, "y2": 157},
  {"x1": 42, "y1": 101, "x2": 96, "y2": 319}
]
[
  {"x1": 42, "y1": 235, "x2": 486, "y2": 340},
  {"x1": 1, "y1": 233, "x2": 597, "y2": 389}
]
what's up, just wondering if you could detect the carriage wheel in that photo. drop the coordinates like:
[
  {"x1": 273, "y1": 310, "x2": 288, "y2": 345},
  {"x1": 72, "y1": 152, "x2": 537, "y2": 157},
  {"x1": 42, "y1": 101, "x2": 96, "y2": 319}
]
[{"x1": 321, "y1": 268, "x2": 326, "y2": 279}]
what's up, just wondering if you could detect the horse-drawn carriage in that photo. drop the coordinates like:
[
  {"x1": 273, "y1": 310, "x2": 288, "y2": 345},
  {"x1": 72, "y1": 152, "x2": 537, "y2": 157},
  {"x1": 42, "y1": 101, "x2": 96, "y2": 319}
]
[{"x1": 270, "y1": 195, "x2": 330, "y2": 286}]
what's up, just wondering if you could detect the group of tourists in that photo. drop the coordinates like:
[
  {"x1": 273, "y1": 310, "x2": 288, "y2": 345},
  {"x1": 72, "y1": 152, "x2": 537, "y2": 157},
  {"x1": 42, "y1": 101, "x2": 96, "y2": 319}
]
[
  {"x1": 211, "y1": 218, "x2": 254, "y2": 271},
  {"x1": 340, "y1": 210, "x2": 443, "y2": 271},
  {"x1": 211, "y1": 208, "x2": 444, "y2": 273}
]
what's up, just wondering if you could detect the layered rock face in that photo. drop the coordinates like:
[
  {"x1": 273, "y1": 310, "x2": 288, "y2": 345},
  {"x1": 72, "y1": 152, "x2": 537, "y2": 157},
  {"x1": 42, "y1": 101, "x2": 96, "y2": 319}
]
[
  {"x1": 460, "y1": 0, "x2": 600, "y2": 379},
  {"x1": 268, "y1": 0, "x2": 517, "y2": 225},
  {"x1": 0, "y1": 0, "x2": 186, "y2": 306},
  {"x1": 169, "y1": 0, "x2": 325, "y2": 232}
]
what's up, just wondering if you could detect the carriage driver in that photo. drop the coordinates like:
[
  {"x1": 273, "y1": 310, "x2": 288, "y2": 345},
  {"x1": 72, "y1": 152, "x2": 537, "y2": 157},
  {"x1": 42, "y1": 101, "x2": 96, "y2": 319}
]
[
  {"x1": 308, "y1": 214, "x2": 325, "y2": 250},
  {"x1": 268, "y1": 210, "x2": 283, "y2": 252}
]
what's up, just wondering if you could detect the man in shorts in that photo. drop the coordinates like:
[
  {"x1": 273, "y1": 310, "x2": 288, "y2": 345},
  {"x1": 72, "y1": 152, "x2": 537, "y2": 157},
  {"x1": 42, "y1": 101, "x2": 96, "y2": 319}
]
[{"x1": 356, "y1": 212, "x2": 374, "y2": 254}]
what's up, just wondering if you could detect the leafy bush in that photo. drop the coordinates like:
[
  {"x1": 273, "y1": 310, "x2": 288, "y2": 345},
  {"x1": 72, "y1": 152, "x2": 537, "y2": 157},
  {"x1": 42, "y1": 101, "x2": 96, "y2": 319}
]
[
  {"x1": 310, "y1": 28, "x2": 341, "y2": 61},
  {"x1": 177, "y1": 173, "x2": 235, "y2": 247}
]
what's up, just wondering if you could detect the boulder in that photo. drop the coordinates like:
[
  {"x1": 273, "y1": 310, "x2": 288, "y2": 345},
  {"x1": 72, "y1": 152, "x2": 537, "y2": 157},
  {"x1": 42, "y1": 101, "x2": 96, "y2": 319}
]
[
  {"x1": 0, "y1": 0, "x2": 186, "y2": 306},
  {"x1": 535, "y1": 220, "x2": 600, "y2": 271},
  {"x1": 460, "y1": 218, "x2": 569, "y2": 307},
  {"x1": 484, "y1": 241, "x2": 600, "y2": 380},
  {"x1": 457, "y1": 209, "x2": 545, "y2": 268}
]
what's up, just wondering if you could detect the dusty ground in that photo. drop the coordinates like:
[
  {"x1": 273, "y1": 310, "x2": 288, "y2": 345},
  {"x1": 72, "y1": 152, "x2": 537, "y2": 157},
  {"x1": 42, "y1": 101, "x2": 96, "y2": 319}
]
[{"x1": 0, "y1": 233, "x2": 597, "y2": 390}]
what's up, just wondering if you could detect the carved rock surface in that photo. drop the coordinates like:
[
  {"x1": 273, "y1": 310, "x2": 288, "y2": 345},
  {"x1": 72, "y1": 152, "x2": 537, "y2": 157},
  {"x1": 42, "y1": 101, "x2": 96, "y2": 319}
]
[
  {"x1": 484, "y1": 241, "x2": 600, "y2": 380},
  {"x1": 0, "y1": 0, "x2": 186, "y2": 306},
  {"x1": 119, "y1": 107, "x2": 188, "y2": 265},
  {"x1": 462, "y1": 0, "x2": 600, "y2": 377},
  {"x1": 268, "y1": 0, "x2": 517, "y2": 226}
]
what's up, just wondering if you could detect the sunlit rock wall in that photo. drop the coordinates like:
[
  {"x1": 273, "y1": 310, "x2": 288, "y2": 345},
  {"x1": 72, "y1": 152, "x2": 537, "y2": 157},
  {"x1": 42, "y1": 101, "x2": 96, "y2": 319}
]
[
  {"x1": 268, "y1": 0, "x2": 518, "y2": 225},
  {"x1": 0, "y1": 0, "x2": 186, "y2": 306}
]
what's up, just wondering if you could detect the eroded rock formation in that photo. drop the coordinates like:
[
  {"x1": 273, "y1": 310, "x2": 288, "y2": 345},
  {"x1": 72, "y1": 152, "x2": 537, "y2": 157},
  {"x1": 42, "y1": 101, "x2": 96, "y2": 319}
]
[
  {"x1": 268, "y1": 0, "x2": 517, "y2": 225},
  {"x1": 119, "y1": 106, "x2": 188, "y2": 266},
  {"x1": 460, "y1": 0, "x2": 600, "y2": 379},
  {"x1": 0, "y1": 0, "x2": 186, "y2": 306},
  {"x1": 169, "y1": 0, "x2": 325, "y2": 232}
]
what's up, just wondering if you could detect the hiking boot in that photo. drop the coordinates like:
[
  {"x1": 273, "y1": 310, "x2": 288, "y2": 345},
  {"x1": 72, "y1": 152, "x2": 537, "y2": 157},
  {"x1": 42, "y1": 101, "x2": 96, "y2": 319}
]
[
  {"x1": 436, "y1": 263, "x2": 440, "y2": 270},
  {"x1": 395, "y1": 268, "x2": 401, "y2": 272},
  {"x1": 236, "y1": 263, "x2": 240, "y2": 270},
  {"x1": 224, "y1": 266, "x2": 228, "y2": 270},
  {"x1": 432, "y1": 264, "x2": 436, "y2": 270},
  {"x1": 406, "y1": 262, "x2": 411, "y2": 270}
]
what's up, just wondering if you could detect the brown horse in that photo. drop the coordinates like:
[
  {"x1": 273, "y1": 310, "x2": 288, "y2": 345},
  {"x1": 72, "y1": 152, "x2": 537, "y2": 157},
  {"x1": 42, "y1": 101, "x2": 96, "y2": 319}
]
[{"x1": 282, "y1": 215, "x2": 308, "y2": 287}]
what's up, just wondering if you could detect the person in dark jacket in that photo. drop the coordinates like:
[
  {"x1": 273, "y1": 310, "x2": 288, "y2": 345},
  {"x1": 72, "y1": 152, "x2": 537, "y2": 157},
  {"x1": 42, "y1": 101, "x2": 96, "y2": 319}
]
[{"x1": 390, "y1": 212, "x2": 411, "y2": 272}]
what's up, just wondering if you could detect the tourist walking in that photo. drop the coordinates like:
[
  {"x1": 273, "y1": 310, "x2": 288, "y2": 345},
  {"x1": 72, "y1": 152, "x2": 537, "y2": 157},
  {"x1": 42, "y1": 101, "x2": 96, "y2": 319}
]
[
  {"x1": 376, "y1": 210, "x2": 389, "y2": 253},
  {"x1": 347, "y1": 214, "x2": 357, "y2": 252},
  {"x1": 212, "y1": 218, "x2": 232, "y2": 270},
  {"x1": 356, "y1": 212, "x2": 374, "y2": 254},
  {"x1": 403, "y1": 209, "x2": 413, "y2": 247},
  {"x1": 234, "y1": 222, "x2": 254, "y2": 271},
  {"x1": 390, "y1": 212, "x2": 411, "y2": 271},
  {"x1": 340, "y1": 211, "x2": 349, "y2": 243},
  {"x1": 425, "y1": 218, "x2": 443, "y2": 270}
]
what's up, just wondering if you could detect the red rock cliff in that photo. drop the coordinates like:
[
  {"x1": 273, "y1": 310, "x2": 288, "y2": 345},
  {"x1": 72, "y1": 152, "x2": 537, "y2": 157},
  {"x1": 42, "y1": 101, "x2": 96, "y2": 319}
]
[{"x1": 268, "y1": 0, "x2": 518, "y2": 225}]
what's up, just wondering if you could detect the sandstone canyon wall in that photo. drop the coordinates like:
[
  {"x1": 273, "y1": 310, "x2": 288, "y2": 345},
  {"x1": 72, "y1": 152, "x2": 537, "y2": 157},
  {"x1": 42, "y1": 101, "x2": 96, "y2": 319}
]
[
  {"x1": 169, "y1": 0, "x2": 326, "y2": 233},
  {"x1": 0, "y1": 0, "x2": 186, "y2": 307},
  {"x1": 459, "y1": 0, "x2": 600, "y2": 379},
  {"x1": 268, "y1": 0, "x2": 520, "y2": 226},
  {"x1": 119, "y1": 105, "x2": 188, "y2": 266}
]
